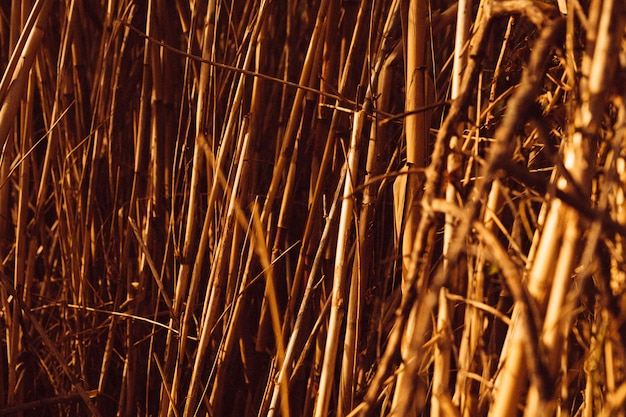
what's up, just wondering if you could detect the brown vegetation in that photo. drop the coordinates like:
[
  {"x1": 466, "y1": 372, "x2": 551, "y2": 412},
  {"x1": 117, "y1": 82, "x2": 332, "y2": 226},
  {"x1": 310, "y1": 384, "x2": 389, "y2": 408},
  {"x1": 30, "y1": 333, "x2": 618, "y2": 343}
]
[{"x1": 1, "y1": 0, "x2": 625, "y2": 416}]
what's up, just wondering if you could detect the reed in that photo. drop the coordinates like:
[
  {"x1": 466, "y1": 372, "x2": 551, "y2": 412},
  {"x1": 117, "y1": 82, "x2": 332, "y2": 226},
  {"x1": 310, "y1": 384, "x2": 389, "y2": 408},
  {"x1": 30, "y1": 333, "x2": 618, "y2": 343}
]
[{"x1": 0, "y1": 1, "x2": 625, "y2": 416}]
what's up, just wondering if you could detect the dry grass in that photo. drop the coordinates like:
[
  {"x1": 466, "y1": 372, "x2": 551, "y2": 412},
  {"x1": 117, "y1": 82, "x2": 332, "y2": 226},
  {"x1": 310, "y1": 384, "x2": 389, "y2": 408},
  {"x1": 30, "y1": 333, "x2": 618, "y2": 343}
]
[{"x1": 0, "y1": 0, "x2": 625, "y2": 416}]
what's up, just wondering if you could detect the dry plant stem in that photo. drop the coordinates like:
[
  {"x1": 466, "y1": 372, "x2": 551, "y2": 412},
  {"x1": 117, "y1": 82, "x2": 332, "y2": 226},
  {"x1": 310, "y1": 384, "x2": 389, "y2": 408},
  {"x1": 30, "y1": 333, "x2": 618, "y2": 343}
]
[
  {"x1": 189, "y1": 157, "x2": 244, "y2": 413},
  {"x1": 171, "y1": 12, "x2": 224, "y2": 404},
  {"x1": 256, "y1": 65, "x2": 313, "y2": 351},
  {"x1": 0, "y1": 0, "x2": 52, "y2": 144},
  {"x1": 241, "y1": 0, "x2": 331, "y2": 361},
  {"x1": 0, "y1": 392, "x2": 95, "y2": 416},
  {"x1": 279, "y1": 6, "x2": 382, "y2": 391},
  {"x1": 121, "y1": 22, "x2": 360, "y2": 109},
  {"x1": 166, "y1": 1, "x2": 217, "y2": 411},
  {"x1": 486, "y1": 16, "x2": 514, "y2": 122},
  {"x1": 3, "y1": 0, "x2": 626, "y2": 415},
  {"x1": 161, "y1": 14, "x2": 201, "y2": 417},
  {"x1": 357, "y1": 2, "x2": 494, "y2": 413},
  {"x1": 155, "y1": 7, "x2": 204, "y2": 415},
  {"x1": 109, "y1": 4, "x2": 152, "y2": 415},
  {"x1": 393, "y1": 0, "x2": 430, "y2": 412},
  {"x1": 522, "y1": 1, "x2": 625, "y2": 415},
  {"x1": 361, "y1": 1, "x2": 563, "y2": 415},
  {"x1": 0, "y1": 273, "x2": 102, "y2": 416},
  {"x1": 451, "y1": 0, "x2": 473, "y2": 99},
  {"x1": 338, "y1": 3, "x2": 400, "y2": 413},
  {"x1": 206, "y1": 201, "x2": 289, "y2": 416},
  {"x1": 95, "y1": 5, "x2": 137, "y2": 406},
  {"x1": 340, "y1": 237, "x2": 361, "y2": 416},
  {"x1": 206, "y1": 0, "x2": 331, "y2": 414},
  {"x1": 85, "y1": 3, "x2": 133, "y2": 313},
  {"x1": 266, "y1": 166, "x2": 347, "y2": 417},
  {"x1": 453, "y1": 180, "x2": 502, "y2": 414},
  {"x1": 0, "y1": 0, "x2": 52, "y2": 106},
  {"x1": 282, "y1": 4, "x2": 399, "y2": 413},
  {"x1": 260, "y1": 0, "x2": 331, "y2": 227},
  {"x1": 442, "y1": 12, "x2": 565, "y2": 417},
  {"x1": 0, "y1": 0, "x2": 52, "y2": 409},
  {"x1": 0, "y1": 146, "x2": 10, "y2": 255},
  {"x1": 446, "y1": 292, "x2": 512, "y2": 326},
  {"x1": 594, "y1": 102, "x2": 626, "y2": 416},
  {"x1": 183, "y1": 128, "x2": 252, "y2": 417},
  {"x1": 437, "y1": 0, "x2": 473, "y2": 414},
  {"x1": 11, "y1": 53, "x2": 34, "y2": 416},
  {"x1": 431, "y1": 287, "x2": 452, "y2": 417},
  {"x1": 128, "y1": 218, "x2": 174, "y2": 316},
  {"x1": 285, "y1": 0, "x2": 387, "y2": 330},
  {"x1": 314, "y1": 110, "x2": 365, "y2": 417},
  {"x1": 432, "y1": 196, "x2": 547, "y2": 414},
  {"x1": 161, "y1": 0, "x2": 216, "y2": 361},
  {"x1": 399, "y1": 0, "x2": 429, "y2": 269},
  {"x1": 485, "y1": 15, "x2": 575, "y2": 417},
  {"x1": 522, "y1": 206, "x2": 580, "y2": 414},
  {"x1": 250, "y1": 205, "x2": 292, "y2": 417},
  {"x1": 146, "y1": 2, "x2": 176, "y2": 330},
  {"x1": 402, "y1": 0, "x2": 429, "y2": 165},
  {"x1": 451, "y1": 15, "x2": 512, "y2": 405},
  {"x1": 162, "y1": 0, "x2": 266, "y2": 413},
  {"x1": 33, "y1": 1, "x2": 72, "y2": 217}
]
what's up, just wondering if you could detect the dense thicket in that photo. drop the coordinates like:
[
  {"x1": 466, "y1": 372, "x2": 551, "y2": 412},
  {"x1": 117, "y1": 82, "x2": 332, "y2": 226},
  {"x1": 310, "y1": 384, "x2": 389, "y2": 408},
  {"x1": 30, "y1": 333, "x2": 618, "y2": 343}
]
[{"x1": 1, "y1": 0, "x2": 625, "y2": 416}]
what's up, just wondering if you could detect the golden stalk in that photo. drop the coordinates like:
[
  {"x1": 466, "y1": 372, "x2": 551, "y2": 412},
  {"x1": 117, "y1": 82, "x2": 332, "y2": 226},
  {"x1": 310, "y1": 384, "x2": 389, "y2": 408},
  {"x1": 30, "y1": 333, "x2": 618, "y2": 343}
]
[
  {"x1": 1, "y1": 1, "x2": 626, "y2": 416},
  {"x1": 314, "y1": 110, "x2": 365, "y2": 417}
]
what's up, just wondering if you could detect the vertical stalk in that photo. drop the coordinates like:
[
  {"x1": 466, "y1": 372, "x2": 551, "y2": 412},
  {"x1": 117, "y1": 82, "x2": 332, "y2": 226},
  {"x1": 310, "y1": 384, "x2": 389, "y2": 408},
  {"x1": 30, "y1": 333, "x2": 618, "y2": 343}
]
[
  {"x1": 184, "y1": 126, "x2": 252, "y2": 417},
  {"x1": 314, "y1": 110, "x2": 365, "y2": 417},
  {"x1": 393, "y1": 0, "x2": 430, "y2": 413},
  {"x1": 436, "y1": 0, "x2": 473, "y2": 414},
  {"x1": 0, "y1": 0, "x2": 52, "y2": 411},
  {"x1": 522, "y1": 0, "x2": 623, "y2": 415},
  {"x1": 260, "y1": 0, "x2": 331, "y2": 227},
  {"x1": 338, "y1": 4, "x2": 400, "y2": 414},
  {"x1": 486, "y1": 8, "x2": 585, "y2": 417},
  {"x1": 163, "y1": 1, "x2": 216, "y2": 414},
  {"x1": 10, "y1": 35, "x2": 34, "y2": 417}
]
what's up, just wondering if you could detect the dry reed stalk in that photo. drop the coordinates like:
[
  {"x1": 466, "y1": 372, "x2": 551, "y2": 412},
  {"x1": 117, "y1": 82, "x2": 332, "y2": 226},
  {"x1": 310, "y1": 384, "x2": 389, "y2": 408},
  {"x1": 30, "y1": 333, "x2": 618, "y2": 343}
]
[
  {"x1": 436, "y1": 1, "x2": 473, "y2": 415},
  {"x1": 158, "y1": 1, "x2": 208, "y2": 411},
  {"x1": 183, "y1": 126, "x2": 255, "y2": 416},
  {"x1": 260, "y1": 0, "x2": 330, "y2": 229},
  {"x1": 452, "y1": 7, "x2": 506, "y2": 417},
  {"x1": 391, "y1": 0, "x2": 431, "y2": 413},
  {"x1": 338, "y1": 15, "x2": 399, "y2": 417},
  {"x1": 314, "y1": 110, "x2": 365, "y2": 417},
  {"x1": 265, "y1": 165, "x2": 347, "y2": 417},
  {"x1": 281, "y1": 0, "x2": 372, "y2": 336},
  {"x1": 485, "y1": 2, "x2": 621, "y2": 417},
  {"x1": 357, "y1": 3, "x2": 494, "y2": 415},
  {"x1": 2, "y1": 1, "x2": 626, "y2": 416},
  {"x1": 0, "y1": 0, "x2": 51, "y2": 413},
  {"x1": 163, "y1": 1, "x2": 220, "y2": 411},
  {"x1": 204, "y1": 0, "x2": 327, "y2": 414},
  {"x1": 522, "y1": 2, "x2": 624, "y2": 416},
  {"x1": 273, "y1": 4, "x2": 399, "y2": 415}
]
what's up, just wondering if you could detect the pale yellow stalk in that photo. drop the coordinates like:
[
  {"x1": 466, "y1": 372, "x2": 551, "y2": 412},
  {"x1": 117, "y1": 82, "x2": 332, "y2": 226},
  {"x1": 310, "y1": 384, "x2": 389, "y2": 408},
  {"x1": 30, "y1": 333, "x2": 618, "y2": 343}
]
[
  {"x1": 314, "y1": 110, "x2": 365, "y2": 417},
  {"x1": 438, "y1": 0, "x2": 473, "y2": 414},
  {"x1": 392, "y1": 0, "x2": 430, "y2": 413}
]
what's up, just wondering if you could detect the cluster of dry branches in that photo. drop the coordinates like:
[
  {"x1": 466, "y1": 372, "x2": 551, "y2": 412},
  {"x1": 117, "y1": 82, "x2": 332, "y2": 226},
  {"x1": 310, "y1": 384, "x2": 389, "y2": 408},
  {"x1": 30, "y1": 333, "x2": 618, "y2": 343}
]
[{"x1": 1, "y1": 0, "x2": 626, "y2": 416}]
